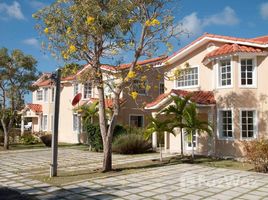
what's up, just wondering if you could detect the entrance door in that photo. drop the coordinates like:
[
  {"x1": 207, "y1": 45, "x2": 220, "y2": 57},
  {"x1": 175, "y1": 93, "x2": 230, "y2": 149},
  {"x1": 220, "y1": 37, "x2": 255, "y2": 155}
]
[{"x1": 184, "y1": 130, "x2": 197, "y2": 150}]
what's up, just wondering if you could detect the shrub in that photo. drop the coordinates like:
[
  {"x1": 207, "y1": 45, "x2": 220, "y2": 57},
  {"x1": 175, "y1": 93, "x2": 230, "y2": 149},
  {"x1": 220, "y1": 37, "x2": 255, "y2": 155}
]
[
  {"x1": 20, "y1": 133, "x2": 39, "y2": 145},
  {"x1": 243, "y1": 139, "x2": 268, "y2": 172},
  {"x1": 112, "y1": 134, "x2": 152, "y2": 154},
  {"x1": 40, "y1": 134, "x2": 52, "y2": 147}
]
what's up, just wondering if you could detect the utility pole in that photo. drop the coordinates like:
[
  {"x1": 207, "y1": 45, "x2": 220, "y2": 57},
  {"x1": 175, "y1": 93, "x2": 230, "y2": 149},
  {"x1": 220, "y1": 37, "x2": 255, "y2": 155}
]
[{"x1": 50, "y1": 69, "x2": 61, "y2": 177}]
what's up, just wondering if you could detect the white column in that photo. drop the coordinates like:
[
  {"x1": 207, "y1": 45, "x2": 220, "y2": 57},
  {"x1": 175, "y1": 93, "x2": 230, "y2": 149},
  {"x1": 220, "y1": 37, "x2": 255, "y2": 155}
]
[
  {"x1": 152, "y1": 112, "x2": 157, "y2": 149},
  {"x1": 21, "y1": 116, "x2": 25, "y2": 136},
  {"x1": 164, "y1": 131, "x2": 169, "y2": 150},
  {"x1": 38, "y1": 115, "x2": 42, "y2": 132}
]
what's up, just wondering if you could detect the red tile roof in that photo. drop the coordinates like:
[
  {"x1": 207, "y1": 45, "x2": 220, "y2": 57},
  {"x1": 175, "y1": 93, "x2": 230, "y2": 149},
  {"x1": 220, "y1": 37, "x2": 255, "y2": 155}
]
[
  {"x1": 164, "y1": 33, "x2": 268, "y2": 64},
  {"x1": 146, "y1": 89, "x2": 215, "y2": 109},
  {"x1": 204, "y1": 43, "x2": 263, "y2": 60},
  {"x1": 79, "y1": 98, "x2": 126, "y2": 109},
  {"x1": 27, "y1": 103, "x2": 42, "y2": 113}
]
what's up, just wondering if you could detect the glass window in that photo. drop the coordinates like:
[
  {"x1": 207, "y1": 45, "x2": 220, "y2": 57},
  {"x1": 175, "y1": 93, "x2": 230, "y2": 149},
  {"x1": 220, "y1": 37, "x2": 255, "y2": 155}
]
[
  {"x1": 36, "y1": 90, "x2": 43, "y2": 101},
  {"x1": 83, "y1": 82, "x2": 92, "y2": 99},
  {"x1": 51, "y1": 87, "x2": 55, "y2": 102},
  {"x1": 185, "y1": 130, "x2": 197, "y2": 149},
  {"x1": 241, "y1": 110, "x2": 256, "y2": 139},
  {"x1": 219, "y1": 110, "x2": 233, "y2": 138},
  {"x1": 133, "y1": 80, "x2": 147, "y2": 95},
  {"x1": 219, "y1": 59, "x2": 232, "y2": 87},
  {"x1": 73, "y1": 114, "x2": 81, "y2": 132},
  {"x1": 159, "y1": 82, "x2": 165, "y2": 95},
  {"x1": 241, "y1": 59, "x2": 254, "y2": 86},
  {"x1": 130, "y1": 115, "x2": 144, "y2": 127},
  {"x1": 44, "y1": 88, "x2": 48, "y2": 102},
  {"x1": 176, "y1": 67, "x2": 198, "y2": 88},
  {"x1": 42, "y1": 115, "x2": 48, "y2": 131},
  {"x1": 74, "y1": 83, "x2": 79, "y2": 96}
]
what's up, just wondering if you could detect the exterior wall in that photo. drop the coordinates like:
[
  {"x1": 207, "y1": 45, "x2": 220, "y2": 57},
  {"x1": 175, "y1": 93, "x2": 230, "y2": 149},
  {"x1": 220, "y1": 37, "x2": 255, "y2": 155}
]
[{"x1": 163, "y1": 40, "x2": 268, "y2": 158}]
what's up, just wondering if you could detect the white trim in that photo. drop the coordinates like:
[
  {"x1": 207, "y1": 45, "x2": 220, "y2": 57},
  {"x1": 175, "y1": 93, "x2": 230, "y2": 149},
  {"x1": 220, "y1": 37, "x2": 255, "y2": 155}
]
[
  {"x1": 217, "y1": 108, "x2": 234, "y2": 140},
  {"x1": 239, "y1": 108, "x2": 258, "y2": 140},
  {"x1": 42, "y1": 114, "x2": 48, "y2": 131},
  {"x1": 173, "y1": 65, "x2": 200, "y2": 89},
  {"x1": 238, "y1": 56, "x2": 257, "y2": 88},
  {"x1": 216, "y1": 57, "x2": 233, "y2": 89},
  {"x1": 167, "y1": 36, "x2": 268, "y2": 65},
  {"x1": 129, "y1": 114, "x2": 144, "y2": 128}
]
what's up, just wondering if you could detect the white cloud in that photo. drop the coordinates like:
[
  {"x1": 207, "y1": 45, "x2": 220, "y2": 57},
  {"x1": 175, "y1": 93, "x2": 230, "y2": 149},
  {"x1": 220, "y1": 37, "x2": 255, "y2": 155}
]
[
  {"x1": 29, "y1": 0, "x2": 47, "y2": 10},
  {"x1": 0, "y1": 1, "x2": 25, "y2": 20},
  {"x1": 22, "y1": 38, "x2": 39, "y2": 48},
  {"x1": 260, "y1": 2, "x2": 268, "y2": 20},
  {"x1": 180, "y1": 6, "x2": 239, "y2": 37}
]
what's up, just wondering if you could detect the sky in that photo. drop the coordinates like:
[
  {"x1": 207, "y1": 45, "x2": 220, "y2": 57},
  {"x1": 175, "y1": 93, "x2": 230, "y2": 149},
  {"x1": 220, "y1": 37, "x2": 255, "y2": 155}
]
[{"x1": 1, "y1": 0, "x2": 268, "y2": 102}]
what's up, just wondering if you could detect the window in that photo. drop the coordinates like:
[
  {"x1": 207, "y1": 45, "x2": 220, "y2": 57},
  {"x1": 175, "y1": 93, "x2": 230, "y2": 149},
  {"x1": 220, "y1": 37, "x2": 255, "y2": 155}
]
[
  {"x1": 176, "y1": 67, "x2": 198, "y2": 88},
  {"x1": 44, "y1": 88, "x2": 48, "y2": 102},
  {"x1": 51, "y1": 87, "x2": 55, "y2": 102},
  {"x1": 219, "y1": 59, "x2": 232, "y2": 87},
  {"x1": 219, "y1": 110, "x2": 233, "y2": 139},
  {"x1": 83, "y1": 82, "x2": 92, "y2": 99},
  {"x1": 74, "y1": 83, "x2": 79, "y2": 96},
  {"x1": 133, "y1": 80, "x2": 147, "y2": 95},
  {"x1": 50, "y1": 115, "x2": 54, "y2": 131},
  {"x1": 36, "y1": 90, "x2": 43, "y2": 101},
  {"x1": 185, "y1": 130, "x2": 197, "y2": 150},
  {"x1": 240, "y1": 59, "x2": 255, "y2": 86},
  {"x1": 159, "y1": 82, "x2": 165, "y2": 95},
  {"x1": 129, "y1": 115, "x2": 144, "y2": 127},
  {"x1": 73, "y1": 114, "x2": 81, "y2": 132},
  {"x1": 241, "y1": 110, "x2": 257, "y2": 139},
  {"x1": 42, "y1": 115, "x2": 48, "y2": 131}
]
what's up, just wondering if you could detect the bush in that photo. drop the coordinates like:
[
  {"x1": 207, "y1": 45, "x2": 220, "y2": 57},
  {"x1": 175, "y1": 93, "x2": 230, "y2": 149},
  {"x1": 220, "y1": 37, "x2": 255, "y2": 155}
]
[
  {"x1": 20, "y1": 134, "x2": 39, "y2": 145},
  {"x1": 40, "y1": 134, "x2": 52, "y2": 147},
  {"x1": 243, "y1": 139, "x2": 268, "y2": 172},
  {"x1": 84, "y1": 123, "x2": 127, "y2": 152},
  {"x1": 112, "y1": 134, "x2": 152, "y2": 154}
]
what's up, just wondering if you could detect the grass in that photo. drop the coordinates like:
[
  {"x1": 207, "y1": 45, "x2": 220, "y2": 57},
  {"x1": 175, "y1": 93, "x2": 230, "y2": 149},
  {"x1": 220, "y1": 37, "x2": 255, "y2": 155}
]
[
  {"x1": 29, "y1": 155, "x2": 254, "y2": 186},
  {"x1": 0, "y1": 143, "x2": 89, "y2": 151}
]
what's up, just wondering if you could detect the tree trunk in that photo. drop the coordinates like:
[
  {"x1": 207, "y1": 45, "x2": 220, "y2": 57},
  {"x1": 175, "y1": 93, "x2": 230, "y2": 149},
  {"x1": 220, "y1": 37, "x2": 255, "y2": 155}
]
[
  {"x1": 191, "y1": 131, "x2": 194, "y2": 159},
  {"x1": 1, "y1": 118, "x2": 9, "y2": 150},
  {"x1": 180, "y1": 127, "x2": 184, "y2": 156}
]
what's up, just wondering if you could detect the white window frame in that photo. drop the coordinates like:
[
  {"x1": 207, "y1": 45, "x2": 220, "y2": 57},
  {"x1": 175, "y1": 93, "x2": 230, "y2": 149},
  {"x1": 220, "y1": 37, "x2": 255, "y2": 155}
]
[
  {"x1": 216, "y1": 58, "x2": 233, "y2": 89},
  {"x1": 73, "y1": 113, "x2": 81, "y2": 133},
  {"x1": 36, "y1": 89, "x2": 43, "y2": 101},
  {"x1": 83, "y1": 82, "x2": 92, "y2": 100},
  {"x1": 217, "y1": 108, "x2": 234, "y2": 140},
  {"x1": 43, "y1": 88, "x2": 48, "y2": 102},
  {"x1": 42, "y1": 114, "x2": 48, "y2": 131},
  {"x1": 239, "y1": 109, "x2": 258, "y2": 140},
  {"x1": 184, "y1": 129, "x2": 198, "y2": 150},
  {"x1": 129, "y1": 114, "x2": 144, "y2": 128},
  {"x1": 73, "y1": 83, "x2": 79, "y2": 97},
  {"x1": 174, "y1": 66, "x2": 199, "y2": 89},
  {"x1": 238, "y1": 57, "x2": 257, "y2": 88},
  {"x1": 159, "y1": 82, "x2": 165, "y2": 95},
  {"x1": 133, "y1": 79, "x2": 148, "y2": 96}
]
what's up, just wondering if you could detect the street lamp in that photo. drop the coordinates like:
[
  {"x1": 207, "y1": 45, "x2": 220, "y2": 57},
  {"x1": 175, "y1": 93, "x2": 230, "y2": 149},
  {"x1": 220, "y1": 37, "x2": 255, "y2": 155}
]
[{"x1": 50, "y1": 68, "x2": 61, "y2": 177}]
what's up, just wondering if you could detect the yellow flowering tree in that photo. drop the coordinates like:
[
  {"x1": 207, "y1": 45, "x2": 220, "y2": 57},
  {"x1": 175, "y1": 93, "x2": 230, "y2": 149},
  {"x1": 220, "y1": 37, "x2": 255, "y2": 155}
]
[{"x1": 34, "y1": 0, "x2": 182, "y2": 172}]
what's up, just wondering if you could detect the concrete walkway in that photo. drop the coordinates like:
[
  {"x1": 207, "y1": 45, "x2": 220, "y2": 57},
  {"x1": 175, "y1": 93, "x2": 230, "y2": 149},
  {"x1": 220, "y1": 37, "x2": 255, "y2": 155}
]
[{"x1": 0, "y1": 148, "x2": 268, "y2": 199}]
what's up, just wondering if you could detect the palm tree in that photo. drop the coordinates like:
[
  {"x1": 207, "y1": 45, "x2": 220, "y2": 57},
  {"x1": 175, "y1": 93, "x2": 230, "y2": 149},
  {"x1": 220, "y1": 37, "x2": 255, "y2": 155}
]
[
  {"x1": 161, "y1": 95, "x2": 190, "y2": 156},
  {"x1": 183, "y1": 103, "x2": 213, "y2": 159},
  {"x1": 145, "y1": 117, "x2": 174, "y2": 161},
  {"x1": 76, "y1": 101, "x2": 99, "y2": 125}
]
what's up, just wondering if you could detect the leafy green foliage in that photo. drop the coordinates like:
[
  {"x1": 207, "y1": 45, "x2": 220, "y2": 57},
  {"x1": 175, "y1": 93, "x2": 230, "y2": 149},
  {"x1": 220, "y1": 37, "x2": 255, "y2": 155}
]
[
  {"x1": 112, "y1": 134, "x2": 151, "y2": 154},
  {"x1": 243, "y1": 139, "x2": 268, "y2": 172},
  {"x1": 40, "y1": 134, "x2": 52, "y2": 147},
  {"x1": 61, "y1": 63, "x2": 82, "y2": 78},
  {"x1": 20, "y1": 134, "x2": 39, "y2": 145}
]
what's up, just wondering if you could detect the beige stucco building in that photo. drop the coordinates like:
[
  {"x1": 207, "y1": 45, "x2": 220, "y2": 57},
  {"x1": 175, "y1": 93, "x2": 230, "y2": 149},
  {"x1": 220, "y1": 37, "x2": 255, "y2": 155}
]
[
  {"x1": 145, "y1": 33, "x2": 268, "y2": 158},
  {"x1": 22, "y1": 33, "x2": 268, "y2": 158}
]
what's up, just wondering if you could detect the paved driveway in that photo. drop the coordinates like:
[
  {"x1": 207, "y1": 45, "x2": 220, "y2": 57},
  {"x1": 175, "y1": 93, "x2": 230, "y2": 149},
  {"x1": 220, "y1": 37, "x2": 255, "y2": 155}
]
[{"x1": 0, "y1": 148, "x2": 268, "y2": 200}]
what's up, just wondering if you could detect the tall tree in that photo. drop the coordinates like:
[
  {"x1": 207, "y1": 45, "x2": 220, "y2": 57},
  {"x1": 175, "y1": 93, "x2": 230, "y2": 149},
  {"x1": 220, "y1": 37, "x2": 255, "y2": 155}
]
[
  {"x1": 0, "y1": 48, "x2": 39, "y2": 150},
  {"x1": 34, "y1": 0, "x2": 182, "y2": 171},
  {"x1": 183, "y1": 103, "x2": 212, "y2": 159},
  {"x1": 162, "y1": 95, "x2": 190, "y2": 156}
]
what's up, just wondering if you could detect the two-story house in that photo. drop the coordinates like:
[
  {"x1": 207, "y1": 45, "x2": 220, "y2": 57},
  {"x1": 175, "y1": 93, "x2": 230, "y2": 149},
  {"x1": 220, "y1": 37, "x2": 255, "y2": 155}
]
[
  {"x1": 145, "y1": 33, "x2": 268, "y2": 158},
  {"x1": 21, "y1": 56, "x2": 166, "y2": 143}
]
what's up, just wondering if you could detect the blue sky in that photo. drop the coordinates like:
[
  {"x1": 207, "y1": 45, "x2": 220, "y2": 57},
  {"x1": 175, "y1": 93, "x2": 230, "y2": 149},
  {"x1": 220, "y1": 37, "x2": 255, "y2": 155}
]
[{"x1": 1, "y1": 0, "x2": 268, "y2": 102}]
